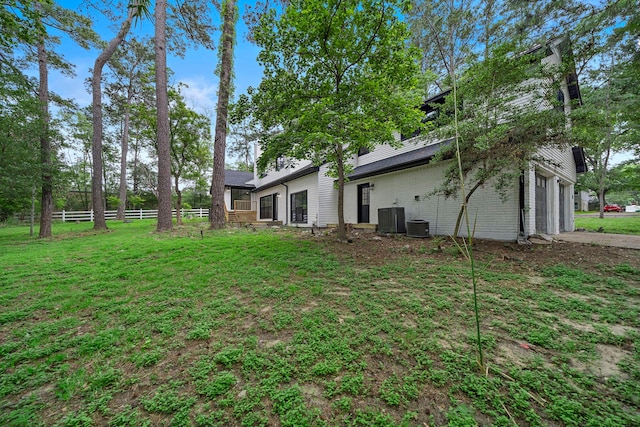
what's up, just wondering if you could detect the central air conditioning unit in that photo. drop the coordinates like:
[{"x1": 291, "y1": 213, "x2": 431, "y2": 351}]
[
  {"x1": 378, "y1": 207, "x2": 406, "y2": 233},
  {"x1": 406, "y1": 220, "x2": 429, "y2": 238}
]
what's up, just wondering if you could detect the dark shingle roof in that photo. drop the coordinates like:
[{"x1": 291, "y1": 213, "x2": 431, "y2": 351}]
[
  {"x1": 224, "y1": 170, "x2": 254, "y2": 188},
  {"x1": 348, "y1": 140, "x2": 450, "y2": 181}
]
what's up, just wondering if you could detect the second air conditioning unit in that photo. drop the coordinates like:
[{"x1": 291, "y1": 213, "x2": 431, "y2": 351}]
[{"x1": 378, "y1": 207, "x2": 406, "y2": 233}]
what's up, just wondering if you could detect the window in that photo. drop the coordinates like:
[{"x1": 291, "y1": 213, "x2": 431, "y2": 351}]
[
  {"x1": 290, "y1": 190, "x2": 308, "y2": 223},
  {"x1": 275, "y1": 156, "x2": 285, "y2": 171},
  {"x1": 358, "y1": 146, "x2": 370, "y2": 156},
  {"x1": 260, "y1": 195, "x2": 273, "y2": 219}
]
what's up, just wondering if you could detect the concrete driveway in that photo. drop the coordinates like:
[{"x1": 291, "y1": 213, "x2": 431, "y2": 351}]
[{"x1": 554, "y1": 231, "x2": 640, "y2": 250}]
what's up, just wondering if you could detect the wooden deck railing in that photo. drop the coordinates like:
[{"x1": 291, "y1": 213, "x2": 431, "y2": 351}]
[{"x1": 233, "y1": 200, "x2": 254, "y2": 211}]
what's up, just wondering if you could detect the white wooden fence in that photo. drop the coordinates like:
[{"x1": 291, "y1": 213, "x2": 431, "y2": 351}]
[{"x1": 52, "y1": 208, "x2": 209, "y2": 222}]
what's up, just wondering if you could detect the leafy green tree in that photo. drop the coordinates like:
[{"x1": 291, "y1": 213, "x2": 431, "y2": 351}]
[
  {"x1": 105, "y1": 37, "x2": 155, "y2": 220},
  {"x1": 571, "y1": 66, "x2": 632, "y2": 218},
  {"x1": 3, "y1": 0, "x2": 97, "y2": 235},
  {"x1": 138, "y1": 85, "x2": 213, "y2": 224},
  {"x1": 436, "y1": 42, "x2": 568, "y2": 236},
  {"x1": 602, "y1": 0, "x2": 640, "y2": 157},
  {"x1": 168, "y1": 87, "x2": 212, "y2": 224},
  {"x1": 59, "y1": 109, "x2": 93, "y2": 211},
  {"x1": 91, "y1": 1, "x2": 145, "y2": 230},
  {"x1": 0, "y1": 73, "x2": 42, "y2": 221},
  {"x1": 408, "y1": 1, "x2": 574, "y2": 237},
  {"x1": 0, "y1": 2, "x2": 42, "y2": 222},
  {"x1": 613, "y1": 161, "x2": 640, "y2": 204},
  {"x1": 406, "y1": 0, "x2": 481, "y2": 96},
  {"x1": 250, "y1": 0, "x2": 424, "y2": 241}
]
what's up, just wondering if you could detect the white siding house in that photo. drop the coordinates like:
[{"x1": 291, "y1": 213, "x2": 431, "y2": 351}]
[{"x1": 241, "y1": 37, "x2": 585, "y2": 241}]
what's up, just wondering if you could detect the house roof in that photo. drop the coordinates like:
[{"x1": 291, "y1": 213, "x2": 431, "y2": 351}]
[
  {"x1": 252, "y1": 164, "x2": 320, "y2": 193},
  {"x1": 348, "y1": 140, "x2": 451, "y2": 181},
  {"x1": 224, "y1": 170, "x2": 254, "y2": 188}
]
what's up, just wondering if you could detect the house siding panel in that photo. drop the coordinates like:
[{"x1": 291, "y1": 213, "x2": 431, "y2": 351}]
[
  {"x1": 317, "y1": 165, "x2": 338, "y2": 227},
  {"x1": 252, "y1": 39, "x2": 578, "y2": 241},
  {"x1": 345, "y1": 161, "x2": 520, "y2": 241},
  {"x1": 354, "y1": 136, "x2": 441, "y2": 168},
  {"x1": 537, "y1": 146, "x2": 577, "y2": 182},
  {"x1": 255, "y1": 186, "x2": 285, "y2": 222},
  {"x1": 285, "y1": 173, "x2": 318, "y2": 227}
]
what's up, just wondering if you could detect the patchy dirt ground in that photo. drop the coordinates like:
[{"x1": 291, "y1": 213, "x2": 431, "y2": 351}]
[{"x1": 312, "y1": 229, "x2": 640, "y2": 271}]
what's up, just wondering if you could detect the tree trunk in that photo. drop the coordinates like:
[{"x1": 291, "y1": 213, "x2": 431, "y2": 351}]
[
  {"x1": 155, "y1": 0, "x2": 173, "y2": 232},
  {"x1": 37, "y1": 30, "x2": 52, "y2": 239},
  {"x1": 597, "y1": 159, "x2": 608, "y2": 219},
  {"x1": 132, "y1": 141, "x2": 139, "y2": 194},
  {"x1": 36, "y1": 4, "x2": 53, "y2": 238},
  {"x1": 454, "y1": 180, "x2": 484, "y2": 237},
  {"x1": 82, "y1": 150, "x2": 89, "y2": 210},
  {"x1": 30, "y1": 184, "x2": 36, "y2": 237},
  {"x1": 210, "y1": 0, "x2": 236, "y2": 230},
  {"x1": 116, "y1": 93, "x2": 132, "y2": 220},
  {"x1": 102, "y1": 151, "x2": 108, "y2": 210},
  {"x1": 336, "y1": 143, "x2": 348, "y2": 242},
  {"x1": 174, "y1": 175, "x2": 183, "y2": 225},
  {"x1": 91, "y1": 6, "x2": 136, "y2": 230}
]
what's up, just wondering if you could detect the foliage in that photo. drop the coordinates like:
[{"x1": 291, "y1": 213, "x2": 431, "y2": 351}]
[
  {"x1": 436, "y1": 41, "x2": 568, "y2": 236},
  {"x1": 571, "y1": 61, "x2": 634, "y2": 217},
  {"x1": 0, "y1": 220, "x2": 639, "y2": 425},
  {"x1": 105, "y1": 36, "x2": 156, "y2": 219},
  {"x1": 249, "y1": 0, "x2": 424, "y2": 240},
  {"x1": 407, "y1": 1, "x2": 573, "y2": 237},
  {"x1": 226, "y1": 95, "x2": 259, "y2": 171},
  {"x1": 406, "y1": 0, "x2": 480, "y2": 96},
  {"x1": 137, "y1": 84, "x2": 212, "y2": 224},
  {"x1": 0, "y1": 70, "x2": 43, "y2": 220},
  {"x1": 601, "y1": 0, "x2": 640, "y2": 157},
  {"x1": 90, "y1": 0, "x2": 144, "y2": 230}
]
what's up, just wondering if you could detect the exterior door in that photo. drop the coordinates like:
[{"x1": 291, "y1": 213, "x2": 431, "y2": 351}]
[
  {"x1": 559, "y1": 184, "x2": 566, "y2": 231},
  {"x1": 535, "y1": 174, "x2": 547, "y2": 234},
  {"x1": 357, "y1": 183, "x2": 370, "y2": 223}
]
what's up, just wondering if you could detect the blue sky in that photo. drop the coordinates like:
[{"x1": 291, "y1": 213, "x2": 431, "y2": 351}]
[{"x1": 50, "y1": 0, "x2": 264, "y2": 114}]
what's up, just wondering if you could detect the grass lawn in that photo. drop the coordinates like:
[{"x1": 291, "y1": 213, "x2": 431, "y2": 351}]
[
  {"x1": 575, "y1": 213, "x2": 640, "y2": 235},
  {"x1": 1, "y1": 220, "x2": 639, "y2": 426}
]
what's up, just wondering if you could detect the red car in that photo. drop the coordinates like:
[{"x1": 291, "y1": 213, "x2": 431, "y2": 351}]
[{"x1": 603, "y1": 204, "x2": 624, "y2": 212}]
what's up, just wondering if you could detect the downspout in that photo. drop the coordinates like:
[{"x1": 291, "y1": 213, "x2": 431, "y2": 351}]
[{"x1": 282, "y1": 182, "x2": 288, "y2": 225}]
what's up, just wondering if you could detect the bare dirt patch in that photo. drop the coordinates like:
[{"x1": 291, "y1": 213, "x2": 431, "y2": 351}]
[
  {"x1": 571, "y1": 344, "x2": 631, "y2": 380},
  {"x1": 313, "y1": 231, "x2": 640, "y2": 271}
]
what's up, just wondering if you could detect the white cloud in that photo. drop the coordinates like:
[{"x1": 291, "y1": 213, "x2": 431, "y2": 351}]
[{"x1": 178, "y1": 77, "x2": 218, "y2": 115}]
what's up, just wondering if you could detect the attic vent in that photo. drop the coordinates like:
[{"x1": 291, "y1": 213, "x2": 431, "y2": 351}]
[
  {"x1": 378, "y1": 207, "x2": 406, "y2": 233},
  {"x1": 406, "y1": 220, "x2": 429, "y2": 238}
]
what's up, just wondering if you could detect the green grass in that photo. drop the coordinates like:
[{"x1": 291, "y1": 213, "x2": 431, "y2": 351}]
[
  {"x1": 0, "y1": 219, "x2": 639, "y2": 426},
  {"x1": 575, "y1": 213, "x2": 640, "y2": 235}
]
